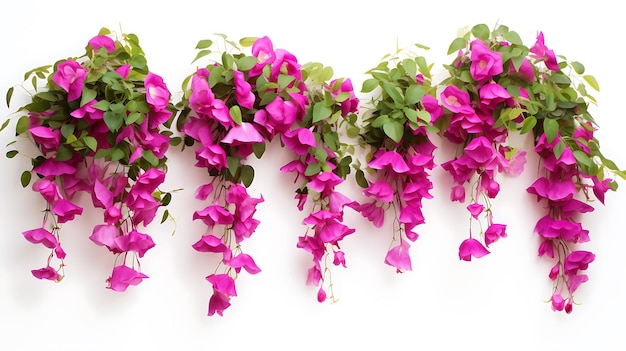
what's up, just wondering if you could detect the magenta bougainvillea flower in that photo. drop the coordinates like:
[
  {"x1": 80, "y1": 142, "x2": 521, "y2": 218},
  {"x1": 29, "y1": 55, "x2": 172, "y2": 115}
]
[
  {"x1": 87, "y1": 35, "x2": 116, "y2": 53},
  {"x1": 52, "y1": 60, "x2": 87, "y2": 102},
  {"x1": 458, "y1": 238, "x2": 490, "y2": 261},
  {"x1": 469, "y1": 39, "x2": 503, "y2": 83},
  {"x1": 107, "y1": 265, "x2": 149, "y2": 292}
]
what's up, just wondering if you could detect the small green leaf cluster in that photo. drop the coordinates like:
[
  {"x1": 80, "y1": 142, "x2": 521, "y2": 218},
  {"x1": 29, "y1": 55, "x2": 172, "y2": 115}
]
[
  {"x1": 300, "y1": 62, "x2": 358, "y2": 180},
  {"x1": 357, "y1": 45, "x2": 437, "y2": 187},
  {"x1": 361, "y1": 47, "x2": 436, "y2": 145}
]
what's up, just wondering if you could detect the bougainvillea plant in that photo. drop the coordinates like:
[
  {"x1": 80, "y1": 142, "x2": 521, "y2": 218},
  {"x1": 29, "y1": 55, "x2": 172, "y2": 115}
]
[
  {"x1": 176, "y1": 35, "x2": 360, "y2": 315},
  {"x1": 356, "y1": 45, "x2": 443, "y2": 272},
  {"x1": 281, "y1": 61, "x2": 360, "y2": 303},
  {"x1": 4, "y1": 28, "x2": 177, "y2": 291},
  {"x1": 175, "y1": 35, "x2": 270, "y2": 316},
  {"x1": 438, "y1": 23, "x2": 625, "y2": 313},
  {"x1": 436, "y1": 24, "x2": 530, "y2": 261}
]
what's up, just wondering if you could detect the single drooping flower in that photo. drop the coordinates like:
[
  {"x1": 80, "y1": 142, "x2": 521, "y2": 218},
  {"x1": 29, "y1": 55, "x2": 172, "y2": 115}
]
[
  {"x1": 107, "y1": 265, "x2": 149, "y2": 292},
  {"x1": 7, "y1": 28, "x2": 176, "y2": 290}
]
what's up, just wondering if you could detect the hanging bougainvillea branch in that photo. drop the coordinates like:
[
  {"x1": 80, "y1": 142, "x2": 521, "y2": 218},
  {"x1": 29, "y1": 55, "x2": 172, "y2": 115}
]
[
  {"x1": 5, "y1": 27, "x2": 178, "y2": 290},
  {"x1": 436, "y1": 23, "x2": 624, "y2": 313}
]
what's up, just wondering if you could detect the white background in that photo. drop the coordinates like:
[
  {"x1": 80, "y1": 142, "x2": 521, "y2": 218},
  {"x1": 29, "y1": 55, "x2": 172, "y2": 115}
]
[{"x1": 1, "y1": 1, "x2": 624, "y2": 350}]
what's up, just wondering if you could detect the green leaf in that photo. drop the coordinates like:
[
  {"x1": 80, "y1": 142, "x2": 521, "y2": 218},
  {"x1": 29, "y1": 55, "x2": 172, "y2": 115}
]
[
  {"x1": 402, "y1": 58, "x2": 417, "y2": 81},
  {"x1": 334, "y1": 92, "x2": 350, "y2": 103},
  {"x1": 6, "y1": 86, "x2": 14, "y2": 108},
  {"x1": 415, "y1": 56, "x2": 431, "y2": 78},
  {"x1": 226, "y1": 156, "x2": 240, "y2": 177},
  {"x1": 312, "y1": 103, "x2": 332, "y2": 123},
  {"x1": 160, "y1": 209, "x2": 170, "y2": 224},
  {"x1": 323, "y1": 132, "x2": 338, "y2": 152},
  {"x1": 61, "y1": 124, "x2": 75, "y2": 139},
  {"x1": 346, "y1": 126, "x2": 360, "y2": 138},
  {"x1": 16, "y1": 115, "x2": 30, "y2": 135},
  {"x1": 93, "y1": 100, "x2": 110, "y2": 111},
  {"x1": 583, "y1": 75, "x2": 600, "y2": 91},
  {"x1": 304, "y1": 162, "x2": 321, "y2": 177},
  {"x1": 6, "y1": 150, "x2": 18, "y2": 158},
  {"x1": 503, "y1": 31, "x2": 523, "y2": 45},
  {"x1": 110, "y1": 147, "x2": 126, "y2": 162},
  {"x1": 80, "y1": 88, "x2": 97, "y2": 107},
  {"x1": 355, "y1": 169, "x2": 368, "y2": 188},
  {"x1": 0, "y1": 119, "x2": 10, "y2": 132},
  {"x1": 125, "y1": 112, "x2": 143, "y2": 125},
  {"x1": 543, "y1": 118, "x2": 559, "y2": 143},
  {"x1": 20, "y1": 171, "x2": 32, "y2": 188},
  {"x1": 382, "y1": 82, "x2": 403, "y2": 104},
  {"x1": 571, "y1": 61, "x2": 585, "y2": 75},
  {"x1": 192, "y1": 49, "x2": 212, "y2": 64},
  {"x1": 239, "y1": 37, "x2": 258, "y2": 47},
  {"x1": 416, "y1": 110, "x2": 431, "y2": 124},
  {"x1": 236, "y1": 56, "x2": 258, "y2": 71},
  {"x1": 83, "y1": 136, "x2": 98, "y2": 152},
  {"x1": 405, "y1": 84, "x2": 425, "y2": 105},
  {"x1": 471, "y1": 24, "x2": 490, "y2": 41},
  {"x1": 230, "y1": 105, "x2": 242, "y2": 125},
  {"x1": 601, "y1": 156, "x2": 619, "y2": 171},
  {"x1": 240, "y1": 165, "x2": 254, "y2": 187},
  {"x1": 56, "y1": 145, "x2": 73, "y2": 161},
  {"x1": 196, "y1": 39, "x2": 213, "y2": 49},
  {"x1": 104, "y1": 111, "x2": 124, "y2": 132},
  {"x1": 278, "y1": 74, "x2": 296, "y2": 89},
  {"x1": 383, "y1": 120, "x2": 404, "y2": 143},
  {"x1": 371, "y1": 115, "x2": 389, "y2": 128},
  {"x1": 253, "y1": 142, "x2": 265, "y2": 159},
  {"x1": 520, "y1": 116, "x2": 537, "y2": 134},
  {"x1": 573, "y1": 150, "x2": 593, "y2": 168},
  {"x1": 553, "y1": 140, "x2": 565, "y2": 160},
  {"x1": 404, "y1": 108, "x2": 418, "y2": 124},
  {"x1": 361, "y1": 78, "x2": 379, "y2": 93},
  {"x1": 142, "y1": 150, "x2": 159, "y2": 167},
  {"x1": 447, "y1": 37, "x2": 467, "y2": 55},
  {"x1": 130, "y1": 54, "x2": 147, "y2": 71}
]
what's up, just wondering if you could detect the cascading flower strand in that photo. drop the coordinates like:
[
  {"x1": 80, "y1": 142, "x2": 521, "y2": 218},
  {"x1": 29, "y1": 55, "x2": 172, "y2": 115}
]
[
  {"x1": 439, "y1": 23, "x2": 625, "y2": 312},
  {"x1": 356, "y1": 45, "x2": 443, "y2": 272},
  {"x1": 520, "y1": 30, "x2": 623, "y2": 313},
  {"x1": 281, "y1": 62, "x2": 360, "y2": 302},
  {"x1": 437, "y1": 24, "x2": 531, "y2": 260},
  {"x1": 6, "y1": 28, "x2": 178, "y2": 290},
  {"x1": 176, "y1": 35, "x2": 310, "y2": 316}
]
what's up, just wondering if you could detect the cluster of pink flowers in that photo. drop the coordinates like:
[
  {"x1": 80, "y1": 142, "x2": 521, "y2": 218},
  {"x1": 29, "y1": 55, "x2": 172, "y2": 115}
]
[
  {"x1": 282, "y1": 77, "x2": 360, "y2": 302},
  {"x1": 20, "y1": 33, "x2": 173, "y2": 291},
  {"x1": 356, "y1": 56, "x2": 444, "y2": 273},
  {"x1": 182, "y1": 36, "x2": 331, "y2": 315},
  {"x1": 439, "y1": 35, "x2": 530, "y2": 260},
  {"x1": 527, "y1": 131, "x2": 602, "y2": 313},
  {"x1": 523, "y1": 32, "x2": 611, "y2": 313},
  {"x1": 10, "y1": 26, "x2": 619, "y2": 316},
  {"x1": 355, "y1": 132, "x2": 439, "y2": 272}
]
